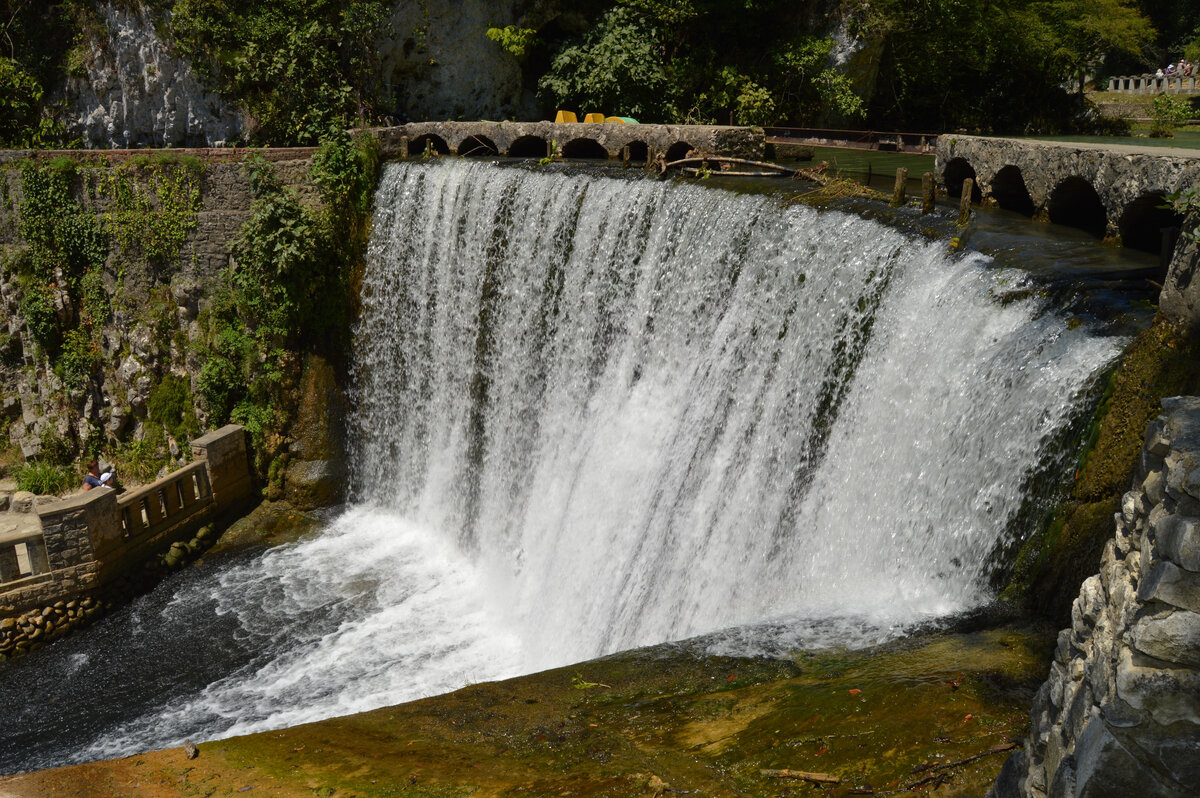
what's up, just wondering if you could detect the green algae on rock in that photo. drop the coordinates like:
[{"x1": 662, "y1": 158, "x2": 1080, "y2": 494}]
[{"x1": 0, "y1": 623, "x2": 1053, "y2": 797}]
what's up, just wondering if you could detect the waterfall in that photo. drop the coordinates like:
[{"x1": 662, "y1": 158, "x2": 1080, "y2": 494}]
[
  {"x1": 1, "y1": 159, "x2": 1127, "y2": 772},
  {"x1": 350, "y1": 159, "x2": 1120, "y2": 663}
]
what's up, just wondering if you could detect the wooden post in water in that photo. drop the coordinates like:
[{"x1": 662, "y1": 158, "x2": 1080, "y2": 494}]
[
  {"x1": 891, "y1": 167, "x2": 908, "y2": 207},
  {"x1": 957, "y1": 179, "x2": 974, "y2": 226},
  {"x1": 921, "y1": 172, "x2": 935, "y2": 214}
]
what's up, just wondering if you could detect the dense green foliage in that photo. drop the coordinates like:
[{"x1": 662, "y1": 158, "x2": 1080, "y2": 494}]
[
  {"x1": 0, "y1": 0, "x2": 1190, "y2": 143},
  {"x1": 536, "y1": 1, "x2": 865, "y2": 126},
  {"x1": 197, "y1": 131, "x2": 378, "y2": 474},
  {"x1": 0, "y1": 0, "x2": 86, "y2": 147},
  {"x1": 162, "y1": 0, "x2": 390, "y2": 144}
]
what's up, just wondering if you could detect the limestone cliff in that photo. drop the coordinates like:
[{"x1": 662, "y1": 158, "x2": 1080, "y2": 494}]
[{"x1": 61, "y1": 2, "x2": 240, "y2": 148}]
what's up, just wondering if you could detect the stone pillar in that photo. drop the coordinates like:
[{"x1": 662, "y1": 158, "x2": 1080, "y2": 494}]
[
  {"x1": 191, "y1": 425, "x2": 254, "y2": 516},
  {"x1": 36, "y1": 489, "x2": 119, "y2": 568}
]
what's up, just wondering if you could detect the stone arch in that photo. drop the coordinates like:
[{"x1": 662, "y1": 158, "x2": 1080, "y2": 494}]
[
  {"x1": 623, "y1": 141, "x2": 649, "y2": 163},
  {"x1": 458, "y1": 134, "x2": 498, "y2": 157},
  {"x1": 1047, "y1": 177, "x2": 1107, "y2": 239},
  {"x1": 408, "y1": 134, "x2": 449, "y2": 157},
  {"x1": 561, "y1": 138, "x2": 609, "y2": 160},
  {"x1": 665, "y1": 141, "x2": 693, "y2": 162},
  {"x1": 1118, "y1": 192, "x2": 1185, "y2": 256},
  {"x1": 508, "y1": 135, "x2": 549, "y2": 158},
  {"x1": 989, "y1": 165, "x2": 1035, "y2": 216},
  {"x1": 943, "y1": 157, "x2": 981, "y2": 202}
]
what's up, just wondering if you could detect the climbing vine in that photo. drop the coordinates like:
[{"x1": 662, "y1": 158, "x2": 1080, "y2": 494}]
[
  {"x1": 197, "y1": 130, "x2": 379, "y2": 476},
  {"x1": 98, "y1": 154, "x2": 204, "y2": 279}
]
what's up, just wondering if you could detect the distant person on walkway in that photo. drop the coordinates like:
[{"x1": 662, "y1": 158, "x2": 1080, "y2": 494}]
[
  {"x1": 83, "y1": 460, "x2": 116, "y2": 491},
  {"x1": 1157, "y1": 68, "x2": 1165, "y2": 77}
]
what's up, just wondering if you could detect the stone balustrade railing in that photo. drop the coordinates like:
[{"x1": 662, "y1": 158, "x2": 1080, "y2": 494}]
[
  {"x1": 1106, "y1": 74, "x2": 1200, "y2": 95},
  {"x1": 0, "y1": 425, "x2": 253, "y2": 615}
]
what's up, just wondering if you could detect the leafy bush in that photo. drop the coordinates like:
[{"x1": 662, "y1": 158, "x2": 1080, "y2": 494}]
[
  {"x1": 147, "y1": 374, "x2": 200, "y2": 441},
  {"x1": 539, "y1": 8, "x2": 672, "y2": 121},
  {"x1": 55, "y1": 327, "x2": 97, "y2": 391},
  {"x1": 15, "y1": 460, "x2": 73, "y2": 495},
  {"x1": 113, "y1": 432, "x2": 172, "y2": 484},
  {"x1": 1150, "y1": 94, "x2": 1193, "y2": 138}
]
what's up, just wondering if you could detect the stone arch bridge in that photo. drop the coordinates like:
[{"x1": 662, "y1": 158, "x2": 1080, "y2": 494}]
[
  {"x1": 936, "y1": 135, "x2": 1200, "y2": 255},
  {"x1": 367, "y1": 121, "x2": 764, "y2": 163}
]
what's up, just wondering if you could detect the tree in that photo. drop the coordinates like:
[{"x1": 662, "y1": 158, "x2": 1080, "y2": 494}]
[
  {"x1": 538, "y1": 8, "x2": 673, "y2": 120},
  {"x1": 1035, "y1": 0, "x2": 1155, "y2": 93}
]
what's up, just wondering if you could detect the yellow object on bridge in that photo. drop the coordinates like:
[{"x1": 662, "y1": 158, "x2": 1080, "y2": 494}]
[
  {"x1": 583, "y1": 113, "x2": 606, "y2": 123},
  {"x1": 554, "y1": 110, "x2": 578, "y2": 123},
  {"x1": 606, "y1": 116, "x2": 639, "y2": 124}
]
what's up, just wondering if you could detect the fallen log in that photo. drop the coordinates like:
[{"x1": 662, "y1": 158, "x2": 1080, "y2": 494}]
[
  {"x1": 760, "y1": 769, "x2": 840, "y2": 784},
  {"x1": 663, "y1": 156, "x2": 797, "y2": 175}
]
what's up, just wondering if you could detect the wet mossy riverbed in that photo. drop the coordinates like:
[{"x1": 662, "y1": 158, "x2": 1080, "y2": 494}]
[{"x1": 0, "y1": 622, "x2": 1053, "y2": 797}]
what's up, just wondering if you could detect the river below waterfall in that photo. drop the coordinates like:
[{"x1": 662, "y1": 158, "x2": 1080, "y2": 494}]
[{"x1": 0, "y1": 160, "x2": 1156, "y2": 774}]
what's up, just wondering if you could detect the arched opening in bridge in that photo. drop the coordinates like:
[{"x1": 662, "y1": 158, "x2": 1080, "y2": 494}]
[
  {"x1": 408, "y1": 134, "x2": 450, "y2": 157},
  {"x1": 943, "y1": 158, "x2": 981, "y2": 202},
  {"x1": 507, "y1": 135, "x2": 549, "y2": 158},
  {"x1": 1047, "y1": 177, "x2": 1107, "y2": 239},
  {"x1": 1118, "y1": 192, "x2": 1185, "y2": 256},
  {"x1": 458, "y1": 135, "x2": 499, "y2": 157},
  {"x1": 665, "y1": 141, "x2": 694, "y2": 162},
  {"x1": 989, "y1": 165, "x2": 1035, "y2": 216},
  {"x1": 561, "y1": 138, "x2": 609, "y2": 160},
  {"x1": 623, "y1": 141, "x2": 649, "y2": 163}
]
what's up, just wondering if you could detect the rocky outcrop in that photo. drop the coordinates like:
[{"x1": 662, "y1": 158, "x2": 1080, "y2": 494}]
[
  {"x1": 1159, "y1": 214, "x2": 1200, "y2": 334},
  {"x1": 993, "y1": 397, "x2": 1200, "y2": 797},
  {"x1": 61, "y1": 3, "x2": 239, "y2": 148}
]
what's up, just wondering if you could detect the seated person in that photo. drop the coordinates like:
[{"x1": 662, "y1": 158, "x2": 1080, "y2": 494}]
[{"x1": 83, "y1": 460, "x2": 116, "y2": 491}]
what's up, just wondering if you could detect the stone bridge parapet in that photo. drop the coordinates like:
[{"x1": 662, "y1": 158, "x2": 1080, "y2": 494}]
[
  {"x1": 936, "y1": 135, "x2": 1200, "y2": 255},
  {"x1": 365, "y1": 121, "x2": 765, "y2": 162}
]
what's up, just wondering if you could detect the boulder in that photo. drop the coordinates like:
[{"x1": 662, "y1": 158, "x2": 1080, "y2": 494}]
[
  {"x1": 1152, "y1": 514, "x2": 1200, "y2": 571},
  {"x1": 9, "y1": 491, "x2": 34, "y2": 513},
  {"x1": 1073, "y1": 717, "x2": 1184, "y2": 798},
  {"x1": 1129, "y1": 610, "x2": 1200, "y2": 668},
  {"x1": 1138, "y1": 560, "x2": 1200, "y2": 613},
  {"x1": 284, "y1": 459, "x2": 347, "y2": 511}
]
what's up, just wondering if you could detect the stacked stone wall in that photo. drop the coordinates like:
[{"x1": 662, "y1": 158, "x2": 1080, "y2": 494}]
[{"x1": 993, "y1": 397, "x2": 1200, "y2": 797}]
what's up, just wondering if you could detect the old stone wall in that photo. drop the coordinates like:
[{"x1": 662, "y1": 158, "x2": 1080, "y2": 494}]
[
  {"x1": 992, "y1": 397, "x2": 1200, "y2": 797},
  {"x1": 0, "y1": 148, "x2": 315, "y2": 462}
]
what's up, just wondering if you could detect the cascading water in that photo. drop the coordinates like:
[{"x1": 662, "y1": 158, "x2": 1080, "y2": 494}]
[
  {"x1": 349, "y1": 160, "x2": 1120, "y2": 661},
  {"x1": 0, "y1": 159, "x2": 1126, "y2": 773}
]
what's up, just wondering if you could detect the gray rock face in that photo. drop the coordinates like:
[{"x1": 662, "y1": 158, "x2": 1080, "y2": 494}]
[
  {"x1": 380, "y1": 0, "x2": 536, "y2": 122},
  {"x1": 1160, "y1": 213, "x2": 1200, "y2": 334},
  {"x1": 61, "y1": 2, "x2": 240, "y2": 148},
  {"x1": 994, "y1": 397, "x2": 1200, "y2": 796}
]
